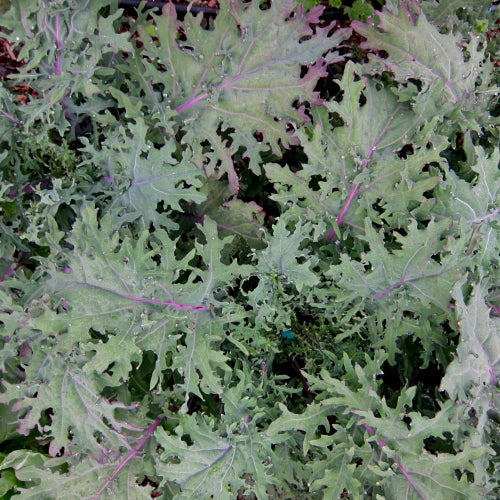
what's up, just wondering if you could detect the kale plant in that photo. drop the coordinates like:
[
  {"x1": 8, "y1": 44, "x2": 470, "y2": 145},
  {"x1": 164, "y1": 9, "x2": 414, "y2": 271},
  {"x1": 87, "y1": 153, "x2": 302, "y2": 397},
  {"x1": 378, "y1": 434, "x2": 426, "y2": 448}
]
[{"x1": 0, "y1": 0, "x2": 498, "y2": 498}]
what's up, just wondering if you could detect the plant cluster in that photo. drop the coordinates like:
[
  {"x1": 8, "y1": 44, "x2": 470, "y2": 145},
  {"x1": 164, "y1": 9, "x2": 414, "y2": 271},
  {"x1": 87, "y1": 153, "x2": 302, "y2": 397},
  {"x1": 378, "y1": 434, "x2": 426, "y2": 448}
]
[{"x1": 0, "y1": 0, "x2": 498, "y2": 498}]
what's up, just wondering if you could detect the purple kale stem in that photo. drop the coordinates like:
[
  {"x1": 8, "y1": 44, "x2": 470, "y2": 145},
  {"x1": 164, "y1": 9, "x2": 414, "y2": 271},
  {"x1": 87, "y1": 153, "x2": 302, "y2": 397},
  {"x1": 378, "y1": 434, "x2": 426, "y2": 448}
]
[
  {"x1": 362, "y1": 423, "x2": 426, "y2": 500},
  {"x1": 19, "y1": 6, "x2": 33, "y2": 40},
  {"x1": 47, "y1": 13, "x2": 74, "y2": 122},
  {"x1": 373, "y1": 279, "x2": 406, "y2": 301},
  {"x1": 335, "y1": 105, "x2": 401, "y2": 228},
  {"x1": 69, "y1": 280, "x2": 209, "y2": 311},
  {"x1": 391, "y1": 457, "x2": 426, "y2": 500},
  {"x1": 184, "y1": 213, "x2": 204, "y2": 222},
  {"x1": 373, "y1": 266, "x2": 448, "y2": 301},
  {"x1": 126, "y1": 293, "x2": 209, "y2": 311},
  {"x1": 334, "y1": 182, "x2": 360, "y2": 229},
  {"x1": 489, "y1": 366, "x2": 496, "y2": 386},
  {"x1": 403, "y1": 3, "x2": 415, "y2": 26},
  {"x1": 54, "y1": 14, "x2": 62, "y2": 75},
  {"x1": 175, "y1": 92, "x2": 209, "y2": 113},
  {"x1": 1, "y1": 111, "x2": 22, "y2": 125},
  {"x1": 471, "y1": 208, "x2": 499, "y2": 223},
  {"x1": 93, "y1": 417, "x2": 161, "y2": 499},
  {"x1": 444, "y1": 81, "x2": 459, "y2": 103}
]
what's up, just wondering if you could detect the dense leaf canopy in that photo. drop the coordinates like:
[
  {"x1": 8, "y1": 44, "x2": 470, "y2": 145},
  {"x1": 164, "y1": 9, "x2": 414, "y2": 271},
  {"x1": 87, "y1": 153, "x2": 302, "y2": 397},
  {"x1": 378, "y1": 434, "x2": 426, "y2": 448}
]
[{"x1": 0, "y1": 0, "x2": 498, "y2": 498}]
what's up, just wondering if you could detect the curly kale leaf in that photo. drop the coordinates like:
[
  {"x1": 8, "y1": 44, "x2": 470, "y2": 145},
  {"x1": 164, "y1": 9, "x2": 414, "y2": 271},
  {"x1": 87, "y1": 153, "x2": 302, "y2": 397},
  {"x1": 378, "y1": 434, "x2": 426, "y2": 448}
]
[{"x1": 136, "y1": 0, "x2": 350, "y2": 192}]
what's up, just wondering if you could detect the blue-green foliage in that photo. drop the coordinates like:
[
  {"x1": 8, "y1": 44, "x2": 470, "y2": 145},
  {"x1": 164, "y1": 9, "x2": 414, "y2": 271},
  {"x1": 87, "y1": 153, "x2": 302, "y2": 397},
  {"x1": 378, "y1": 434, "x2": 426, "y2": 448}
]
[{"x1": 0, "y1": 0, "x2": 498, "y2": 498}]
